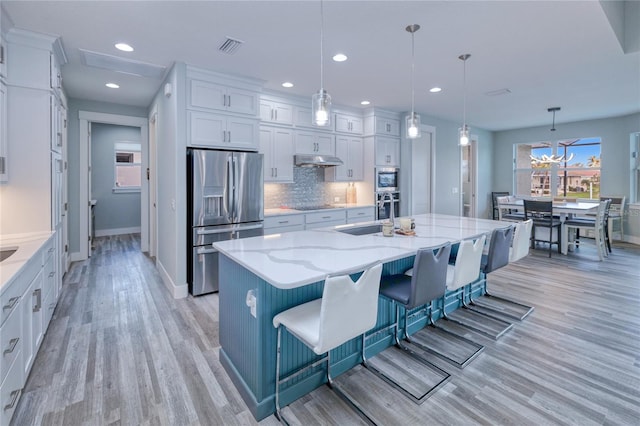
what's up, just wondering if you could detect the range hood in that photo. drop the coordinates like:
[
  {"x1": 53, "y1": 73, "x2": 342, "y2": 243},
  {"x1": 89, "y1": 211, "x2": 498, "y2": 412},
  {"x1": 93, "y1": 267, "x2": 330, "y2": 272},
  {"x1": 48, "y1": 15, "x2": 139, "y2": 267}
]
[{"x1": 294, "y1": 154, "x2": 343, "y2": 167}]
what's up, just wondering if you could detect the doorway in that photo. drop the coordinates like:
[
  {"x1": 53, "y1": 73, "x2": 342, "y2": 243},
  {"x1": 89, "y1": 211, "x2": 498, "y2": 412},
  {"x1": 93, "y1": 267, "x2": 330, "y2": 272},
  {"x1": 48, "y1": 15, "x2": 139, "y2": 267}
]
[
  {"x1": 79, "y1": 112, "x2": 149, "y2": 260},
  {"x1": 460, "y1": 136, "x2": 478, "y2": 217}
]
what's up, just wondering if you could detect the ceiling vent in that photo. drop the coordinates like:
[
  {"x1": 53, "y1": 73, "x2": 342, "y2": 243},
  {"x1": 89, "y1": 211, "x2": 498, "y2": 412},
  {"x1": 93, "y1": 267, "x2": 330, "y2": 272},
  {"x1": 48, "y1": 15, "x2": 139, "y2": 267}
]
[
  {"x1": 484, "y1": 88, "x2": 512, "y2": 97},
  {"x1": 218, "y1": 37, "x2": 244, "y2": 54},
  {"x1": 79, "y1": 49, "x2": 166, "y2": 78}
]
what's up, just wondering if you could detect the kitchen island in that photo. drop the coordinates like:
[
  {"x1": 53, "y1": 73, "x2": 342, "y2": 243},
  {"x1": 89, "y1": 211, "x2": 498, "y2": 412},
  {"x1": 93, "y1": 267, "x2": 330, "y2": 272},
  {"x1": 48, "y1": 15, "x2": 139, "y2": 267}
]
[{"x1": 213, "y1": 213, "x2": 510, "y2": 420}]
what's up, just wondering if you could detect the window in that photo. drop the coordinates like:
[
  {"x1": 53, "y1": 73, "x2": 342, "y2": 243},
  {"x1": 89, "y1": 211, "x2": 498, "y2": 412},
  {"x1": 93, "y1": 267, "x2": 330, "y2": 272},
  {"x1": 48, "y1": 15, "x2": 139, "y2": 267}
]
[
  {"x1": 514, "y1": 138, "x2": 601, "y2": 199},
  {"x1": 114, "y1": 142, "x2": 141, "y2": 192}
]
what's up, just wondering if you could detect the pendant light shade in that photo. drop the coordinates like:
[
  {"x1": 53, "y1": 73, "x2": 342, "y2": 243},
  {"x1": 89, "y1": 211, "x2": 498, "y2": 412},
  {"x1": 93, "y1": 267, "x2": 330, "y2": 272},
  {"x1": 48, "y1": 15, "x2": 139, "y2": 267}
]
[
  {"x1": 459, "y1": 54, "x2": 471, "y2": 146},
  {"x1": 312, "y1": 0, "x2": 331, "y2": 127},
  {"x1": 405, "y1": 24, "x2": 421, "y2": 139}
]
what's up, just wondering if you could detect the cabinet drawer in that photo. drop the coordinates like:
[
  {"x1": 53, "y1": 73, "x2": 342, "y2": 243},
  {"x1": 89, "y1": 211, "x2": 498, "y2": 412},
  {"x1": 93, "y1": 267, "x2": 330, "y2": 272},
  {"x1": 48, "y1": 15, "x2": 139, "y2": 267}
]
[
  {"x1": 1, "y1": 256, "x2": 39, "y2": 326},
  {"x1": 347, "y1": 207, "x2": 375, "y2": 220},
  {"x1": 264, "y1": 224, "x2": 305, "y2": 235},
  {"x1": 264, "y1": 214, "x2": 305, "y2": 229},
  {"x1": 1, "y1": 353, "x2": 23, "y2": 426},
  {"x1": 305, "y1": 210, "x2": 346, "y2": 224},
  {"x1": 305, "y1": 219, "x2": 346, "y2": 230},
  {"x1": 0, "y1": 305, "x2": 22, "y2": 384}
]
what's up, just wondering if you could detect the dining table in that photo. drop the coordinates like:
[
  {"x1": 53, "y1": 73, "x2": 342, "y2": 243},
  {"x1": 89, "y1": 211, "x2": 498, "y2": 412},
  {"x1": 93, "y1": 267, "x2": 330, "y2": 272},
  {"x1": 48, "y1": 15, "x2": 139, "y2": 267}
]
[{"x1": 498, "y1": 199, "x2": 599, "y2": 255}]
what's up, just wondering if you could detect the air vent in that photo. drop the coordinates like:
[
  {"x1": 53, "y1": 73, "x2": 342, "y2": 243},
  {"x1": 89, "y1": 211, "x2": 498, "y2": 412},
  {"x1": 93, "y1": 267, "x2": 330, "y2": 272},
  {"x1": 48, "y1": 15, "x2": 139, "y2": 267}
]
[
  {"x1": 79, "y1": 49, "x2": 166, "y2": 79},
  {"x1": 485, "y1": 88, "x2": 512, "y2": 97},
  {"x1": 218, "y1": 37, "x2": 244, "y2": 54}
]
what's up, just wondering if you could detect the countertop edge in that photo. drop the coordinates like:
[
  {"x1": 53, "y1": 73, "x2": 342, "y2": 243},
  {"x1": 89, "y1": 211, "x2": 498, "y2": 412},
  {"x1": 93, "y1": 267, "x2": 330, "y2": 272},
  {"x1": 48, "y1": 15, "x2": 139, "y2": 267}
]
[{"x1": 0, "y1": 232, "x2": 54, "y2": 295}]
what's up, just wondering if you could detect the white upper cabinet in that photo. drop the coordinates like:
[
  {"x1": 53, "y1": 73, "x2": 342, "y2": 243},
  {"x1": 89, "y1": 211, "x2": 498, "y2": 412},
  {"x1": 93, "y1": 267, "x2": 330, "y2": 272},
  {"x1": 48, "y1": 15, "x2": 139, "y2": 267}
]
[
  {"x1": 335, "y1": 113, "x2": 363, "y2": 135},
  {"x1": 294, "y1": 130, "x2": 335, "y2": 156},
  {"x1": 371, "y1": 117, "x2": 400, "y2": 136},
  {"x1": 188, "y1": 111, "x2": 259, "y2": 151},
  {"x1": 260, "y1": 99, "x2": 293, "y2": 125},
  {"x1": 0, "y1": 82, "x2": 7, "y2": 182},
  {"x1": 260, "y1": 126, "x2": 294, "y2": 183},
  {"x1": 327, "y1": 136, "x2": 363, "y2": 182},
  {"x1": 189, "y1": 79, "x2": 258, "y2": 116},
  {"x1": 293, "y1": 106, "x2": 317, "y2": 129},
  {"x1": 375, "y1": 136, "x2": 400, "y2": 167}
]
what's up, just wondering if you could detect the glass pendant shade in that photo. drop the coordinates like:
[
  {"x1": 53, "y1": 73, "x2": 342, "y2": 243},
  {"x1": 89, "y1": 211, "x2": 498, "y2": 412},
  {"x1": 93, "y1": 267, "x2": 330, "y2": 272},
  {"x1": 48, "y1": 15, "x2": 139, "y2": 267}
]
[
  {"x1": 459, "y1": 125, "x2": 470, "y2": 146},
  {"x1": 312, "y1": 89, "x2": 331, "y2": 127},
  {"x1": 406, "y1": 112, "x2": 421, "y2": 139}
]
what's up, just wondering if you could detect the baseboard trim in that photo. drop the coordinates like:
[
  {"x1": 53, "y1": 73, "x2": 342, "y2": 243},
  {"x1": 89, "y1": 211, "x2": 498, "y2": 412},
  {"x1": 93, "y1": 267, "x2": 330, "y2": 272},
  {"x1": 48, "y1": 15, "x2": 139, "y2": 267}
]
[
  {"x1": 156, "y1": 259, "x2": 188, "y2": 299},
  {"x1": 95, "y1": 226, "x2": 141, "y2": 237},
  {"x1": 624, "y1": 235, "x2": 640, "y2": 245},
  {"x1": 69, "y1": 252, "x2": 84, "y2": 262}
]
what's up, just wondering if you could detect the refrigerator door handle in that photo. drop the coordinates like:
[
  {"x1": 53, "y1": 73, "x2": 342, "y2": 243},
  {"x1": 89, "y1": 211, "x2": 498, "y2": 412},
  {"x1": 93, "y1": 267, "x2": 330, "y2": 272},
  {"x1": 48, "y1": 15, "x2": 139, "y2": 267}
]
[
  {"x1": 197, "y1": 247, "x2": 218, "y2": 255},
  {"x1": 232, "y1": 155, "x2": 239, "y2": 222},
  {"x1": 226, "y1": 156, "x2": 233, "y2": 222},
  {"x1": 196, "y1": 223, "x2": 263, "y2": 235}
]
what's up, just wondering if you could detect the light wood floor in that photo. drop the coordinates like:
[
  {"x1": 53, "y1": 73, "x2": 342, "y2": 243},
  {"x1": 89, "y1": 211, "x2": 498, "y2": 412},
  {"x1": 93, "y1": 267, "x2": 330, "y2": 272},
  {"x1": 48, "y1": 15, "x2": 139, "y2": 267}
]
[{"x1": 11, "y1": 235, "x2": 640, "y2": 425}]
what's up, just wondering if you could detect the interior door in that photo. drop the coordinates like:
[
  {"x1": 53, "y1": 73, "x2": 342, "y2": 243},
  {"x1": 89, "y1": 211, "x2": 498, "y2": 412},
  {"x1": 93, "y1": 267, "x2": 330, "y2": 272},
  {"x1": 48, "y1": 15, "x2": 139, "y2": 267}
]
[
  {"x1": 87, "y1": 123, "x2": 93, "y2": 256},
  {"x1": 461, "y1": 137, "x2": 478, "y2": 217}
]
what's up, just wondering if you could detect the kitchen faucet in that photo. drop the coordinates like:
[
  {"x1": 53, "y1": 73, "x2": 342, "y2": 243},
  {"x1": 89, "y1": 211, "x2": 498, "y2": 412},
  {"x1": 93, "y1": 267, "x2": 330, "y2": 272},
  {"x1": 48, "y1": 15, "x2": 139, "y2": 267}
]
[{"x1": 379, "y1": 193, "x2": 395, "y2": 225}]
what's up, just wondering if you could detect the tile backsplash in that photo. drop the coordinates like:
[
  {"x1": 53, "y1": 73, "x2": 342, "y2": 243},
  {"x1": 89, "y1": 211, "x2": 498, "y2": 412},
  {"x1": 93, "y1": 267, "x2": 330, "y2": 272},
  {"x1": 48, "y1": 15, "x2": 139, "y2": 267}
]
[{"x1": 264, "y1": 167, "x2": 351, "y2": 209}]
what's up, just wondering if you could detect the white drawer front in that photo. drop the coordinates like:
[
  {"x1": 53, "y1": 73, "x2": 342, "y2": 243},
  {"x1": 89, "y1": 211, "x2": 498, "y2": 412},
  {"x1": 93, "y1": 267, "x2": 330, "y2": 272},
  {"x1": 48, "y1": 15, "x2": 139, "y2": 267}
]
[
  {"x1": 264, "y1": 224, "x2": 305, "y2": 235},
  {"x1": 305, "y1": 219, "x2": 346, "y2": 230},
  {"x1": 305, "y1": 210, "x2": 346, "y2": 224},
  {"x1": 264, "y1": 214, "x2": 305, "y2": 229},
  {"x1": 0, "y1": 306, "x2": 22, "y2": 384},
  {"x1": 347, "y1": 207, "x2": 375, "y2": 220},
  {"x1": 1, "y1": 354, "x2": 23, "y2": 426}
]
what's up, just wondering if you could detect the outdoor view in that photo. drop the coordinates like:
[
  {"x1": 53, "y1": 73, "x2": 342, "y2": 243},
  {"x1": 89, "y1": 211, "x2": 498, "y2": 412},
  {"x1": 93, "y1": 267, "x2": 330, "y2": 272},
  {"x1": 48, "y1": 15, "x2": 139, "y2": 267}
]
[{"x1": 514, "y1": 137, "x2": 601, "y2": 199}]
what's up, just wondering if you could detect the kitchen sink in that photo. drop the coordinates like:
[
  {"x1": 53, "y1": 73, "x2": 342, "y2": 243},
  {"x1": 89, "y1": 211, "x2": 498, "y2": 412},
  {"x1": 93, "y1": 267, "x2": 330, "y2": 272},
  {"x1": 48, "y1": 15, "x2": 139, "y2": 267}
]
[
  {"x1": 337, "y1": 224, "x2": 383, "y2": 236},
  {"x1": 0, "y1": 247, "x2": 18, "y2": 262}
]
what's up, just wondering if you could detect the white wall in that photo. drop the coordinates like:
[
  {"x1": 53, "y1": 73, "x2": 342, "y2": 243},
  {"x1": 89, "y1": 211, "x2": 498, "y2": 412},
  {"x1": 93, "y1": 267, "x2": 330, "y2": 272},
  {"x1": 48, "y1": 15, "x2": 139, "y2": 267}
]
[{"x1": 149, "y1": 63, "x2": 188, "y2": 298}]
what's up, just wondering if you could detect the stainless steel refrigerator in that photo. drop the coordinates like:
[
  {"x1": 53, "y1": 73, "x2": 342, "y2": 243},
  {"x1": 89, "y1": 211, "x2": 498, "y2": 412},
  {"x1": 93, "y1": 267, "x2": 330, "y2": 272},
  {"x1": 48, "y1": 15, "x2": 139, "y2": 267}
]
[{"x1": 187, "y1": 148, "x2": 264, "y2": 295}]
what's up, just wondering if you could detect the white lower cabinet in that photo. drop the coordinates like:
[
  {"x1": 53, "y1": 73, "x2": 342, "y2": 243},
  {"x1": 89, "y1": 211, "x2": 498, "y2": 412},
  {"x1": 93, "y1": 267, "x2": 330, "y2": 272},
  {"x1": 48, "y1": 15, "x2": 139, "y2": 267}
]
[
  {"x1": 346, "y1": 207, "x2": 375, "y2": 224},
  {"x1": 0, "y1": 234, "x2": 58, "y2": 425},
  {"x1": 305, "y1": 210, "x2": 346, "y2": 230},
  {"x1": 264, "y1": 214, "x2": 305, "y2": 235}
]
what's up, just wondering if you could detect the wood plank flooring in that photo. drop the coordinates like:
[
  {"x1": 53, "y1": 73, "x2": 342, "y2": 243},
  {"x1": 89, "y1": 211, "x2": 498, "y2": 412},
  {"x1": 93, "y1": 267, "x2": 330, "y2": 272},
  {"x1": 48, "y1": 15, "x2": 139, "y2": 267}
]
[{"x1": 10, "y1": 235, "x2": 640, "y2": 425}]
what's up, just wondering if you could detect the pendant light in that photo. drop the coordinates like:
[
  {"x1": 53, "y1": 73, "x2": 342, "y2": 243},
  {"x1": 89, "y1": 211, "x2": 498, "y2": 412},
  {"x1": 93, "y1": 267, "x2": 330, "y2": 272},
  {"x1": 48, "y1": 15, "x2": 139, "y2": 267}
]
[
  {"x1": 405, "y1": 24, "x2": 421, "y2": 139},
  {"x1": 459, "y1": 54, "x2": 471, "y2": 146},
  {"x1": 548, "y1": 107, "x2": 560, "y2": 131},
  {"x1": 312, "y1": 0, "x2": 331, "y2": 127}
]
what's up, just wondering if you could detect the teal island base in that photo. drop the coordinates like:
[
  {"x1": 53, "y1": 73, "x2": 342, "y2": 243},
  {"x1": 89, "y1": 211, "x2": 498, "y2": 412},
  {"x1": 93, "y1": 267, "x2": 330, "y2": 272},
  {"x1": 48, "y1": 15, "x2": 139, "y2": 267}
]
[{"x1": 218, "y1": 253, "x2": 484, "y2": 421}]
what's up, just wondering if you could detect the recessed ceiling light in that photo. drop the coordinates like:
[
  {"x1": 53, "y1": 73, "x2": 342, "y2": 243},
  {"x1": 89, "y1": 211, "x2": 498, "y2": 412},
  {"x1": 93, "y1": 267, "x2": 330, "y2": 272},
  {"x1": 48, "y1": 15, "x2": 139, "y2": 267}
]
[
  {"x1": 360, "y1": 100, "x2": 371, "y2": 105},
  {"x1": 115, "y1": 43, "x2": 134, "y2": 52},
  {"x1": 332, "y1": 53, "x2": 348, "y2": 62},
  {"x1": 105, "y1": 83, "x2": 120, "y2": 89},
  {"x1": 282, "y1": 82, "x2": 294, "y2": 88},
  {"x1": 429, "y1": 87, "x2": 442, "y2": 93}
]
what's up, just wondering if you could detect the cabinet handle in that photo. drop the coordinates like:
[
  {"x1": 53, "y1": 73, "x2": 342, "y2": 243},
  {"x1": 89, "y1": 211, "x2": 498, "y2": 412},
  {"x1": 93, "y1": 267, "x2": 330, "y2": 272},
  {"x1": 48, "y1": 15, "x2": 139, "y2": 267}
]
[
  {"x1": 275, "y1": 168, "x2": 278, "y2": 177},
  {"x1": 223, "y1": 94, "x2": 228, "y2": 107},
  {"x1": 3, "y1": 338, "x2": 19, "y2": 355},
  {"x1": 322, "y1": 216, "x2": 332, "y2": 219},
  {"x1": 48, "y1": 247, "x2": 54, "y2": 253},
  {"x1": 278, "y1": 220, "x2": 289, "y2": 224},
  {"x1": 271, "y1": 109, "x2": 274, "y2": 120},
  {"x1": 3, "y1": 296, "x2": 20, "y2": 311},
  {"x1": 227, "y1": 131, "x2": 231, "y2": 142},
  {"x1": 3, "y1": 389, "x2": 21, "y2": 411},
  {"x1": 49, "y1": 272, "x2": 55, "y2": 278},
  {"x1": 33, "y1": 288, "x2": 42, "y2": 312},
  {"x1": 275, "y1": 110, "x2": 278, "y2": 121}
]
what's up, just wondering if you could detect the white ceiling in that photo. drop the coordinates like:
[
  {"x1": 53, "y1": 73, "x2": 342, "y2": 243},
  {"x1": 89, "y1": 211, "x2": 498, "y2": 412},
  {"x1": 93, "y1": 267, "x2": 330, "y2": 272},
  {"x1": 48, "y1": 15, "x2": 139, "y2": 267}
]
[{"x1": 2, "y1": 1, "x2": 639, "y2": 131}]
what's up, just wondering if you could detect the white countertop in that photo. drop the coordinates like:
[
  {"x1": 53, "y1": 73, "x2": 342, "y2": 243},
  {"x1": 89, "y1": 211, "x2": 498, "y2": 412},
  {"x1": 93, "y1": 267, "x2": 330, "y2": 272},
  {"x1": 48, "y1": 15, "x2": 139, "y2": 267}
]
[
  {"x1": 264, "y1": 204, "x2": 375, "y2": 217},
  {"x1": 214, "y1": 213, "x2": 511, "y2": 289},
  {"x1": 0, "y1": 231, "x2": 53, "y2": 294}
]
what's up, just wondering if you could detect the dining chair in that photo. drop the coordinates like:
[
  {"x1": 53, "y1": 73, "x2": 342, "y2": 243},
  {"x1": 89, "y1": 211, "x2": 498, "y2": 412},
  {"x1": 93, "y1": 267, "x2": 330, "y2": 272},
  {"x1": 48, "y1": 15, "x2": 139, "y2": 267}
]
[
  {"x1": 563, "y1": 200, "x2": 609, "y2": 261},
  {"x1": 601, "y1": 196, "x2": 625, "y2": 247},
  {"x1": 364, "y1": 243, "x2": 451, "y2": 401},
  {"x1": 272, "y1": 262, "x2": 382, "y2": 425},
  {"x1": 491, "y1": 191, "x2": 510, "y2": 220},
  {"x1": 496, "y1": 196, "x2": 524, "y2": 222},
  {"x1": 524, "y1": 199, "x2": 561, "y2": 257}
]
